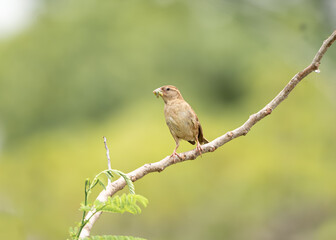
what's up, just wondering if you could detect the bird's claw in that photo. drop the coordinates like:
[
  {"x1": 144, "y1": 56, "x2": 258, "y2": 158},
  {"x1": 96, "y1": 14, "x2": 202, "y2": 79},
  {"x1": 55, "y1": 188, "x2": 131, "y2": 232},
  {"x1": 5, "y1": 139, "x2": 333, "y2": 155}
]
[
  {"x1": 170, "y1": 151, "x2": 181, "y2": 163},
  {"x1": 196, "y1": 143, "x2": 203, "y2": 156}
]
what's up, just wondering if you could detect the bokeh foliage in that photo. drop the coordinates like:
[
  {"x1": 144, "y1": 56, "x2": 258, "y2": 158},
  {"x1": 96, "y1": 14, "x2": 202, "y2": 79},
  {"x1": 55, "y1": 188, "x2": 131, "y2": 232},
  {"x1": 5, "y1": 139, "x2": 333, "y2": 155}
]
[{"x1": 0, "y1": 0, "x2": 336, "y2": 239}]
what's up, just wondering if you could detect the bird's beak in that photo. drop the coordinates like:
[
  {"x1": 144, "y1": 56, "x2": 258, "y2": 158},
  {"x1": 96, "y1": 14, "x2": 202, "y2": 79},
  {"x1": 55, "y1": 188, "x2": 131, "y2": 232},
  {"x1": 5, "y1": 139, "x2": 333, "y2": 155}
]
[{"x1": 153, "y1": 88, "x2": 163, "y2": 98}]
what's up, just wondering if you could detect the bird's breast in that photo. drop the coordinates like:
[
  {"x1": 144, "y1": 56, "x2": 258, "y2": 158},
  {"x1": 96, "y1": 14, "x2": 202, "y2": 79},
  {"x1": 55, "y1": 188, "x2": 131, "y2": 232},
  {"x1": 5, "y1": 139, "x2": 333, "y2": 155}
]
[{"x1": 164, "y1": 102, "x2": 197, "y2": 141}]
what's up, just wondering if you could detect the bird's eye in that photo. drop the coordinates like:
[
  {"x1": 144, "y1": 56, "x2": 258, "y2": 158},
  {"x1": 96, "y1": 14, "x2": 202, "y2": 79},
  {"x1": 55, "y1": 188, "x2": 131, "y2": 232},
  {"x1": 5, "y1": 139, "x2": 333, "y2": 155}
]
[{"x1": 166, "y1": 88, "x2": 170, "y2": 91}]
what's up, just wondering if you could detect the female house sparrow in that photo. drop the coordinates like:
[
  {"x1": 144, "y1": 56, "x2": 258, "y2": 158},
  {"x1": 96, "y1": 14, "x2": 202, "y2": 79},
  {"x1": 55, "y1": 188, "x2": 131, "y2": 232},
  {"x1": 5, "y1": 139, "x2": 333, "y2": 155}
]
[{"x1": 153, "y1": 85, "x2": 209, "y2": 158}]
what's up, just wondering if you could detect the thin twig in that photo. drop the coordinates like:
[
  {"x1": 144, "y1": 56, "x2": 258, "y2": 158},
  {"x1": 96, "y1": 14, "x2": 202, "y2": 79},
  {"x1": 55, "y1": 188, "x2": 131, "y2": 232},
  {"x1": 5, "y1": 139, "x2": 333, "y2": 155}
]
[
  {"x1": 103, "y1": 136, "x2": 112, "y2": 184},
  {"x1": 79, "y1": 30, "x2": 336, "y2": 239},
  {"x1": 103, "y1": 136, "x2": 111, "y2": 170}
]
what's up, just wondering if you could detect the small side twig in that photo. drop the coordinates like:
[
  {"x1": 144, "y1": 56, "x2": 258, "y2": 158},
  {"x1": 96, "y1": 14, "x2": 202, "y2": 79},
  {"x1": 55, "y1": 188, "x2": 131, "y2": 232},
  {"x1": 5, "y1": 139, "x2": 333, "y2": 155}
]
[{"x1": 103, "y1": 136, "x2": 112, "y2": 183}]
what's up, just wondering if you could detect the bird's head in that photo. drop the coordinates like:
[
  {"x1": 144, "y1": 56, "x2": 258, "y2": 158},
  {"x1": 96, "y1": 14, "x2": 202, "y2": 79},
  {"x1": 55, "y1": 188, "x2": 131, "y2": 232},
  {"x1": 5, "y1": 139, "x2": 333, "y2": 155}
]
[{"x1": 153, "y1": 85, "x2": 183, "y2": 103}]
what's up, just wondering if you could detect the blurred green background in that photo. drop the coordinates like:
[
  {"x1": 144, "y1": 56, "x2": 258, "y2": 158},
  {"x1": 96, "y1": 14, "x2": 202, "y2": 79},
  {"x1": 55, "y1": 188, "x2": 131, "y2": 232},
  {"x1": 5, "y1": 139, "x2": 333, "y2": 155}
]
[{"x1": 0, "y1": 0, "x2": 336, "y2": 239}]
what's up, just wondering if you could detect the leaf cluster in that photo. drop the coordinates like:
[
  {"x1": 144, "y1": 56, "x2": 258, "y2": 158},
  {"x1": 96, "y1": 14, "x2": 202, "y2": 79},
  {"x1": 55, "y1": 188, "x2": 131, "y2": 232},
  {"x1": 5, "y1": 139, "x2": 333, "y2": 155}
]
[
  {"x1": 91, "y1": 194, "x2": 148, "y2": 215},
  {"x1": 87, "y1": 169, "x2": 135, "y2": 195},
  {"x1": 69, "y1": 169, "x2": 148, "y2": 240}
]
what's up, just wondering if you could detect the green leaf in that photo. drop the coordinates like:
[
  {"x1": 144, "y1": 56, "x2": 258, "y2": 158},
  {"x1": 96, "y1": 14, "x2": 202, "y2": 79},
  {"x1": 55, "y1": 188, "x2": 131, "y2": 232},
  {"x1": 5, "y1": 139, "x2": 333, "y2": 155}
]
[
  {"x1": 114, "y1": 170, "x2": 135, "y2": 194},
  {"x1": 69, "y1": 226, "x2": 78, "y2": 238},
  {"x1": 85, "y1": 179, "x2": 91, "y2": 192},
  {"x1": 93, "y1": 200, "x2": 105, "y2": 211},
  {"x1": 96, "y1": 194, "x2": 148, "y2": 215},
  {"x1": 89, "y1": 178, "x2": 99, "y2": 191},
  {"x1": 86, "y1": 169, "x2": 135, "y2": 194},
  {"x1": 79, "y1": 203, "x2": 92, "y2": 212},
  {"x1": 133, "y1": 195, "x2": 148, "y2": 208},
  {"x1": 105, "y1": 170, "x2": 114, "y2": 181},
  {"x1": 98, "y1": 179, "x2": 106, "y2": 190}
]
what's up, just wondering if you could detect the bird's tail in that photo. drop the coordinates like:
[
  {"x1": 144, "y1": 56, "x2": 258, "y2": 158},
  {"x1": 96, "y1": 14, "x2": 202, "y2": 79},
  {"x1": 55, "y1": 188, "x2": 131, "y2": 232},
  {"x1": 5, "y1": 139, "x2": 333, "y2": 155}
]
[
  {"x1": 200, "y1": 137, "x2": 209, "y2": 145},
  {"x1": 198, "y1": 124, "x2": 209, "y2": 145},
  {"x1": 200, "y1": 137, "x2": 209, "y2": 144}
]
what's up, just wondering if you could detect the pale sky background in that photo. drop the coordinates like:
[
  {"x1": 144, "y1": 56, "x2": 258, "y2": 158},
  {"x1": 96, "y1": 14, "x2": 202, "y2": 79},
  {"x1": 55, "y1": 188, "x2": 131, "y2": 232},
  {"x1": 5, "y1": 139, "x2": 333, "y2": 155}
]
[
  {"x1": 0, "y1": 0, "x2": 38, "y2": 39},
  {"x1": 0, "y1": 0, "x2": 39, "y2": 151}
]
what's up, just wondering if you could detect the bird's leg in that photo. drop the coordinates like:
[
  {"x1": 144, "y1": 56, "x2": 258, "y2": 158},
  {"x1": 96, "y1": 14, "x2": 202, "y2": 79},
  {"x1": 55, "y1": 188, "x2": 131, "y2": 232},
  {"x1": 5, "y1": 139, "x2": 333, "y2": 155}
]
[
  {"x1": 170, "y1": 140, "x2": 181, "y2": 162},
  {"x1": 196, "y1": 140, "x2": 203, "y2": 156}
]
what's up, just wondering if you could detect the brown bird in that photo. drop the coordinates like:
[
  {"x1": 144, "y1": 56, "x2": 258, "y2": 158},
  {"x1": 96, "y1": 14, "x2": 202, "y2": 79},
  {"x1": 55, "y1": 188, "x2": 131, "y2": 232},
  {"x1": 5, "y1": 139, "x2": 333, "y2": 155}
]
[{"x1": 153, "y1": 85, "x2": 209, "y2": 158}]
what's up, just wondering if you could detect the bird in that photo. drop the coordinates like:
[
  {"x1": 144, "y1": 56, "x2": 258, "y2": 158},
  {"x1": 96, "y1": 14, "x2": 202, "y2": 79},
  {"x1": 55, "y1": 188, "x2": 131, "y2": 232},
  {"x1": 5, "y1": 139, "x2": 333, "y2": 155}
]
[{"x1": 153, "y1": 85, "x2": 209, "y2": 158}]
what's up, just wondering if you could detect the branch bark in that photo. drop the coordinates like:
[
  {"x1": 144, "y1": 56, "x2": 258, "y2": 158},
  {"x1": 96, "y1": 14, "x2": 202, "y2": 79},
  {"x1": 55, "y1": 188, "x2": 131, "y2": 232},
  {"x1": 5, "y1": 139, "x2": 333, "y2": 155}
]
[{"x1": 79, "y1": 30, "x2": 336, "y2": 239}]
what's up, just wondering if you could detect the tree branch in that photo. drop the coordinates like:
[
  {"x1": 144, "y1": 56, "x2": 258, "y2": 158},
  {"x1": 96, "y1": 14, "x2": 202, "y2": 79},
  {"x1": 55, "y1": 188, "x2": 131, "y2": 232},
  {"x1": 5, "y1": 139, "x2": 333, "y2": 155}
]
[{"x1": 79, "y1": 30, "x2": 336, "y2": 239}]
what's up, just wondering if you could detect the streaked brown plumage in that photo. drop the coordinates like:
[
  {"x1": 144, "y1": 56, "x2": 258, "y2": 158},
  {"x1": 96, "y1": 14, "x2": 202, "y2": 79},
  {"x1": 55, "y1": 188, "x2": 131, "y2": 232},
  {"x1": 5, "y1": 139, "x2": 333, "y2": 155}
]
[{"x1": 153, "y1": 85, "x2": 208, "y2": 158}]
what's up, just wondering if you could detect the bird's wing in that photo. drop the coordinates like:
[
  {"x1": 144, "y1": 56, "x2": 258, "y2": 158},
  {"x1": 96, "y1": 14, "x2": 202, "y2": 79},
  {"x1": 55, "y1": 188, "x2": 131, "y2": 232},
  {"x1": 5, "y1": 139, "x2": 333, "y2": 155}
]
[
  {"x1": 198, "y1": 123, "x2": 209, "y2": 144},
  {"x1": 188, "y1": 105, "x2": 208, "y2": 145}
]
